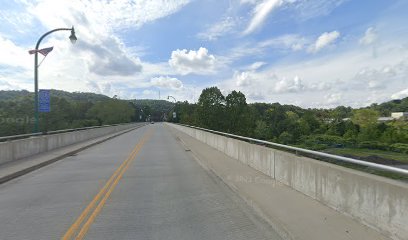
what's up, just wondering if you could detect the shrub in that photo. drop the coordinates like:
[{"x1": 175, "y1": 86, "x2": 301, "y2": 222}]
[
  {"x1": 358, "y1": 141, "x2": 389, "y2": 150},
  {"x1": 301, "y1": 134, "x2": 352, "y2": 147},
  {"x1": 389, "y1": 143, "x2": 408, "y2": 154}
]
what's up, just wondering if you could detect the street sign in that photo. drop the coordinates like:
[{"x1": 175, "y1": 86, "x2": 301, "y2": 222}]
[{"x1": 39, "y1": 89, "x2": 50, "y2": 112}]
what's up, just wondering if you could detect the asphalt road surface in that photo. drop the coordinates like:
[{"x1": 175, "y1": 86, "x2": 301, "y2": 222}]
[{"x1": 0, "y1": 123, "x2": 282, "y2": 240}]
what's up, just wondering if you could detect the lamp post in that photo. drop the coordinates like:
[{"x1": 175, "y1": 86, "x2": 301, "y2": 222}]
[
  {"x1": 167, "y1": 96, "x2": 177, "y2": 121},
  {"x1": 167, "y1": 95, "x2": 176, "y2": 104},
  {"x1": 33, "y1": 26, "x2": 77, "y2": 133}
]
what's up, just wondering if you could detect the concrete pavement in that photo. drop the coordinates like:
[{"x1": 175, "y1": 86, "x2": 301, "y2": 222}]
[
  {"x1": 0, "y1": 123, "x2": 282, "y2": 240},
  {"x1": 0, "y1": 123, "x2": 147, "y2": 184},
  {"x1": 167, "y1": 124, "x2": 392, "y2": 240}
]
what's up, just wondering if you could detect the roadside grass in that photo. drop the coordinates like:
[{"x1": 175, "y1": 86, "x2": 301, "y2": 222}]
[{"x1": 324, "y1": 148, "x2": 408, "y2": 163}]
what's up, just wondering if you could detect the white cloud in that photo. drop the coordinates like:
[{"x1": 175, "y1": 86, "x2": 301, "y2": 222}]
[
  {"x1": 259, "y1": 34, "x2": 308, "y2": 51},
  {"x1": 76, "y1": 36, "x2": 143, "y2": 76},
  {"x1": 326, "y1": 93, "x2": 342, "y2": 105},
  {"x1": 141, "y1": 89, "x2": 158, "y2": 99},
  {"x1": 241, "y1": 0, "x2": 348, "y2": 35},
  {"x1": 359, "y1": 27, "x2": 377, "y2": 45},
  {"x1": 243, "y1": 0, "x2": 283, "y2": 35},
  {"x1": 85, "y1": 80, "x2": 102, "y2": 94},
  {"x1": 289, "y1": 0, "x2": 350, "y2": 21},
  {"x1": 151, "y1": 76, "x2": 184, "y2": 90},
  {"x1": 220, "y1": 39, "x2": 408, "y2": 107},
  {"x1": 232, "y1": 70, "x2": 319, "y2": 94},
  {"x1": 28, "y1": 0, "x2": 190, "y2": 31},
  {"x1": 197, "y1": 17, "x2": 236, "y2": 41},
  {"x1": 248, "y1": 62, "x2": 267, "y2": 70},
  {"x1": 308, "y1": 31, "x2": 340, "y2": 53},
  {"x1": 222, "y1": 32, "x2": 333, "y2": 64},
  {"x1": 240, "y1": 0, "x2": 259, "y2": 4},
  {"x1": 0, "y1": 0, "x2": 193, "y2": 97},
  {"x1": 353, "y1": 66, "x2": 397, "y2": 90},
  {"x1": 391, "y1": 88, "x2": 408, "y2": 99},
  {"x1": 0, "y1": 79, "x2": 21, "y2": 91},
  {"x1": 0, "y1": 35, "x2": 31, "y2": 68},
  {"x1": 235, "y1": 71, "x2": 254, "y2": 87},
  {"x1": 274, "y1": 75, "x2": 306, "y2": 93},
  {"x1": 169, "y1": 47, "x2": 217, "y2": 75}
]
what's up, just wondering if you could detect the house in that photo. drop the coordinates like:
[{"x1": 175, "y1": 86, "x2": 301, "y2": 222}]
[{"x1": 391, "y1": 112, "x2": 408, "y2": 120}]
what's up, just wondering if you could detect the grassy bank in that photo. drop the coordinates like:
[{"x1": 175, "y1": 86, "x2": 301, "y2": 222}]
[{"x1": 324, "y1": 148, "x2": 408, "y2": 164}]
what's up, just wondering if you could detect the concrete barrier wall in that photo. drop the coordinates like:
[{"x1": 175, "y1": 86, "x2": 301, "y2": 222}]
[
  {"x1": 0, "y1": 123, "x2": 144, "y2": 165},
  {"x1": 169, "y1": 124, "x2": 408, "y2": 240}
]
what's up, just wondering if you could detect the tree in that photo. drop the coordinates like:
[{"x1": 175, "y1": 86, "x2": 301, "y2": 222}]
[
  {"x1": 330, "y1": 106, "x2": 352, "y2": 120},
  {"x1": 197, "y1": 87, "x2": 225, "y2": 130},
  {"x1": 254, "y1": 120, "x2": 268, "y2": 140},
  {"x1": 351, "y1": 109, "x2": 380, "y2": 128},
  {"x1": 299, "y1": 112, "x2": 321, "y2": 135},
  {"x1": 178, "y1": 101, "x2": 198, "y2": 125},
  {"x1": 87, "y1": 99, "x2": 134, "y2": 125},
  {"x1": 264, "y1": 104, "x2": 287, "y2": 138},
  {"x1": 279, "y1": 131, "x2": 294, "y2": 144},
  {"x1": 225, "y1": 91, "x2": 251, "y2": 135}
]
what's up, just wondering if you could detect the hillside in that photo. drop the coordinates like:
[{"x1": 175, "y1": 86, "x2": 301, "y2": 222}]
[
  {"x1": 368, "y1": 98, "x2": 408, "y2": 115},
  {"x1": 0, "y1": 90, "x2": 110, "y2": 102},
  {"x1": 0, "y1": 90, "x2": 173, "y2": 136}
]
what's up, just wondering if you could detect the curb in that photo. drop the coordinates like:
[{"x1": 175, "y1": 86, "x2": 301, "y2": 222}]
[{"x1": 0, "y1": 124, "x2": 148, "y2": 185}]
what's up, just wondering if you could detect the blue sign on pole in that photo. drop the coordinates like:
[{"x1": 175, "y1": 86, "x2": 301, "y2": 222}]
[{"x1": 39, "y1": 89, "x2": 50, "y2": 112}]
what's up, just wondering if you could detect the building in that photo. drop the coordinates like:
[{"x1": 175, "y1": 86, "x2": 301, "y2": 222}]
[
  {"x1": 391, "y1": 112, "x2": 408, "y2": 120},
  {"x1": 378, "y1": 117, "x2": 394, "y2": 122}
]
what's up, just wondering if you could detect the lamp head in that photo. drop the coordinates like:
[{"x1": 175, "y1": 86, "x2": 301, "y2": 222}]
[{"x1": 69, "y1": 26, "x2": 77, "y2": 44}]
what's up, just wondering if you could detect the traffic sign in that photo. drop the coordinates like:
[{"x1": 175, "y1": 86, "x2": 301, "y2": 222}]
[{"x1": 39, "y1": 89, "x2": 50, "y2": 112}]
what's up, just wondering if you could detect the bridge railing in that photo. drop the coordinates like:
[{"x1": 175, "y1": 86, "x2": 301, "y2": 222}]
[
  {"x1": 176, "y1": 123, "x2": 408, "y2": 177},
  {"x1": 0, "y1": 122, "x2": 144, "y2": 142}
]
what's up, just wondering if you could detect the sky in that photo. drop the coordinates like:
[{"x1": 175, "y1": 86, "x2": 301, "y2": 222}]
[{"x1": 0, "y1": 0, "x2": 408, "y2": 108}]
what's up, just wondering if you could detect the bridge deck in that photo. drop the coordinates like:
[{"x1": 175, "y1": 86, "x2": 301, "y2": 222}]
[
  {"x1": 168, "y1": 124, "x2": 391, "y2": 240},
  {"x1": 0, "y1": 124, "x2": 281, "y2": 240}
]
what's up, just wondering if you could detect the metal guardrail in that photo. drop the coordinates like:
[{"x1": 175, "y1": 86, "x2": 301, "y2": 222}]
[
  {"x1": 176, "y1": 123, "x2": 408, "y2": 177},
  {"x1": 0, "y1": 122, "x2": 145, "y2": 142}
]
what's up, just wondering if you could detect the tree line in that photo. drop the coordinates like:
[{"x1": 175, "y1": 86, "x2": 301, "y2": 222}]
[
  {"x1": 170, "y1": 87, "x2": 408, "y2": 154},
  {"x1": 0, "y1": 90, "x2": 169, "y2": 136},
  {"x1": 1, "y1": 88, "x2": 407, "y2": 155}
]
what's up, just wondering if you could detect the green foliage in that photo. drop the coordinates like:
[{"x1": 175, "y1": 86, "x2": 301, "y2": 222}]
[
  {"x1": 301, "y1": 134, "x2": 355, "y2": 148},
  {"x1": 1, "y1": 88, "x2": 407, "y2": 161},
  {"x1": 197, "y1": 87, "x2": 226, "y2": 130},
  {"x1": 254, "y1": 120, "x2": 268, "y2": 140},
  {"x1": 389, "y1": 143, "x2": 408, "y2": 154},
  {"x1": 172, "y1": 86, "x2": 407, "y2": 158},
  {"x1": 369, "y1": 98, "x2": 408, "y2": 116},
  {"x1": 358, "y1": 141, "x2": 390, "y2": 150},
  {"x1": 278, "y1": 131, "x2": 294, "y2": 144},
  {"x1": 225, "y1": 90, "x2": 251, "y2": 135},
  {"x1": 0, "y1": 90, "x2": 164, "y2": 136},
  {"x1": 87, "y1": 100, "x2": 134, "y2": 125},
  {"x1": 351, "y1": 109, "x2": 380, "y2": 127}
]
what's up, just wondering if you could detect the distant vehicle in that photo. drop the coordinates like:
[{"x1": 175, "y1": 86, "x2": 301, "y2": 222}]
[{"x1": 150, "y1": 121, "x2": 154, "y2": 124}]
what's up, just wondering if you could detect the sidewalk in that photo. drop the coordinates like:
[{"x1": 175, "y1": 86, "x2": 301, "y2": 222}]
[
  {"x1": 167, "y1": 126, "x2": 391, "y2": 240},
  {"x1": 0, "y1": 124, "x2": 146, "y2": 184}
]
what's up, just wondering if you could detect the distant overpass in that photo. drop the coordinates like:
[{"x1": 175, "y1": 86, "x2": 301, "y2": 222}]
[{"x1": 0, "y1": 123, "x2": 406, "y2": 240}]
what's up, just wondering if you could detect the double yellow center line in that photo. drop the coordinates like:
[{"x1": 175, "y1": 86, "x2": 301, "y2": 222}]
[{"x1": 62, "y1": 130, "x2": 152, "y2": 240}]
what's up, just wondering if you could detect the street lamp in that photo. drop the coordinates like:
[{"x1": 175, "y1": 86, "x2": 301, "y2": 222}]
[
  {"x1": 32, "y1": 26, "x2": 77, "y2": 133},
  {"x1": 167, "y1": 96, "x2": 177, "y2": 121}
]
